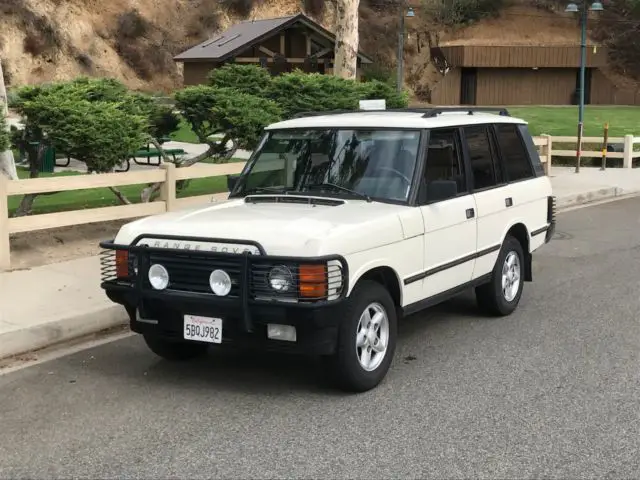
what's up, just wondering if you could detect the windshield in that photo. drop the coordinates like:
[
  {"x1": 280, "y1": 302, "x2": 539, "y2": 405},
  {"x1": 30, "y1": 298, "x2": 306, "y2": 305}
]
[{"x1": 232, "y1": 128, "x2": 422, "y2": 202}]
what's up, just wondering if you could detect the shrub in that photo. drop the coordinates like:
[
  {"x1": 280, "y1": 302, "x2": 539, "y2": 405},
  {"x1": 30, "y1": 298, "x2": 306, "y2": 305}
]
[
  {"x1": 264, "y1": 70, "x2": 410, "y2": 118},
  {"x1": 174, "y1": 85, "x2": 281, "y2": 151},
  {"x1": 356, "y1": 79, "x2": 409, "y2": 108},
  {"x1": 116, "y1": 9, "x2": 149, "y2": 39},
  {"x1": 0, "y1": 113, "x2": 9, "y2": 152},
  {"x1": 265, "y1": 71, "x2": 361, "y2": 118},
  {"x1": 207, "y1": 64, "x2": 272, "y2": 95},
  {"x1": 221, "y1": 0, "x2": 254, "y2": 17}
]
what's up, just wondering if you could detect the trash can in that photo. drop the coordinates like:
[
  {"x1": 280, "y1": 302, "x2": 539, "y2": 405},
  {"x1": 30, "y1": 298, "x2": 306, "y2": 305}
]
[{"x1": 40, "y1": 145, "x2": 56, "y2": 173}]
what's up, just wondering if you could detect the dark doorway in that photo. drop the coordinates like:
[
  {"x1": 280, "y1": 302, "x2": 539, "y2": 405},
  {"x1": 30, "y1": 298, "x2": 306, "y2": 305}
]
[
  {"x1": 460, "y1": 68, "x2": 477, "y2": 105},
  {"x1": 574, "y1": 67, "x2": 592, "y2": 105}
]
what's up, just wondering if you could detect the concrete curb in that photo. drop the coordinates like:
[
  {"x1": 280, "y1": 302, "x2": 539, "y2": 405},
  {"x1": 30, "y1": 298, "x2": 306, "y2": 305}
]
[
  {"x1": 556, "y1": 186, "x2": 630, "y2": 210},
  {"x1": 0, "y1": 304, "x2": 128, "y2": 360}
]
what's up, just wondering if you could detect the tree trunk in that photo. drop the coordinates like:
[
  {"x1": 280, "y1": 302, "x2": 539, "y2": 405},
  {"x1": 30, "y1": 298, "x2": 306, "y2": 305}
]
[
  {"x1": 0, "y1": 58, "x2": 18, "y2": 180},
  {"x1": 333, "y1": 0, "x2": 360, "y2": 80}
]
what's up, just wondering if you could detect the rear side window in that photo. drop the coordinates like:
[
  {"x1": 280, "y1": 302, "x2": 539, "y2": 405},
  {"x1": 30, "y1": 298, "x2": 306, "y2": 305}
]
[
  {"x1": 463, "y1": 125, "x2": 501, "y2": 190},
  {"x1": 495, "y1": 124, "x2": 535, "y2": 182}
]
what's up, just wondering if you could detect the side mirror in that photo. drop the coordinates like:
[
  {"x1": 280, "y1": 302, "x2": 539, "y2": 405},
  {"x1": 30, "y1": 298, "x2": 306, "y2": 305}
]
[
  {"x1": 227, "y1": 174, "x2": 240, "y2": 192},
  {"x1": 426, "y1": 180, "x2": 458, "y2": 202}
]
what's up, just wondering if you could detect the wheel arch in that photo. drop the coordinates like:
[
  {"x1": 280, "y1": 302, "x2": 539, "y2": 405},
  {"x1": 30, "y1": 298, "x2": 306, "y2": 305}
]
[
  {"x1": 503, "y1": 222, "x2": 532, "y2": 282},
  {"x1": 349, "y1": 265, "x2": 403, "y2": 308}
]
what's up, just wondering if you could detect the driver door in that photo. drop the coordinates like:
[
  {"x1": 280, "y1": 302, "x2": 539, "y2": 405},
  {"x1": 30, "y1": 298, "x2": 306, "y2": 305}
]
[{"x1": 418, "y1": 127, "x2": 478, "y2": 299}]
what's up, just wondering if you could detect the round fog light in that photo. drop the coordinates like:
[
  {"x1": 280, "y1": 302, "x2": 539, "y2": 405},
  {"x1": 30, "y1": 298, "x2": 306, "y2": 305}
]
[
  {"x1": 210, "y1": 269, "x2": 232, "y2": 296},
  {"x1": 269, "y1": 265, "x2": 293, "y2": 292},
  {"x1": 148, "y1": 264, "x2": 169, "y2": 290}
]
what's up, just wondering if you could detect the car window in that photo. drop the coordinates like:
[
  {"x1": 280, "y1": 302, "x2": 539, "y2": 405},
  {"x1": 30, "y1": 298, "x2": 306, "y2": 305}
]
[
  {"x1": 424, "y1": 128, "x2": 467, "y2": 195},
  {"x1": 495, "y1": 124, "x2": 535, "y2": 182},
  {"x1": 463, "y1": 125, "x2": 501, "y2": 190}
]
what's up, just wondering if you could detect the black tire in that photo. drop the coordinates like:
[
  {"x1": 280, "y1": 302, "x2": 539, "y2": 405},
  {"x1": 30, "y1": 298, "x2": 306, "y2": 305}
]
[
  {"x1": 142, "y1": 334, "x2": 209, "y2": 361},
  {"x1": 326, "y1": 280, "x2": 398, "y2": 393},
  {"x1": 475, "y1": 234, "x2": 525, "y2": 316}
]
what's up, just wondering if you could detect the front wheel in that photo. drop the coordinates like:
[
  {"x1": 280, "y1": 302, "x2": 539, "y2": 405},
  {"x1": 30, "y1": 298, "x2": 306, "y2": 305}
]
[
  {"x1": 143, "y1": 334, "x2": 209, "y2": 361},
  {"x1": 326, "y1": 280, "x2": 397, "y2": 392},
  {"x1": 475, "y1": 234, "x2": 525, "y2": 316}
]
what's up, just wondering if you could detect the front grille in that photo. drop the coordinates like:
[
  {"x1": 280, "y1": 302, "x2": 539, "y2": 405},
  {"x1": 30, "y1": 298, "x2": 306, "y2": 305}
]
[
  {"x1": 146, "y1": 251, "x2": 243, "y2": 298},
  {"x1": 100, "y1": 239, "x2": 348, "y2": 304}
]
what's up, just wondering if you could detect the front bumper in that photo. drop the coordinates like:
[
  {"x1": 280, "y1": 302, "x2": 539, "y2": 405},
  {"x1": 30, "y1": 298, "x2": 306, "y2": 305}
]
[{"x1": 100, "y1": 236, "x2": 349, "y2": 355}]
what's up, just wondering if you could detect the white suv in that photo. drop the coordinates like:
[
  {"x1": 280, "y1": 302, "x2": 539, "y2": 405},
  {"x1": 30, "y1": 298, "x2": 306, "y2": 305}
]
[{"x1": 100, "y1": 107, "x2": 556, "y2": 392}]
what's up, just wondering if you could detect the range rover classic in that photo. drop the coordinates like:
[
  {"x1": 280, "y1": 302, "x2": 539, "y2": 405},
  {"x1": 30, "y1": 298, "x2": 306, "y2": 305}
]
[{"x1": 100, "y1": 107, "x2": 556, "y2": 392}]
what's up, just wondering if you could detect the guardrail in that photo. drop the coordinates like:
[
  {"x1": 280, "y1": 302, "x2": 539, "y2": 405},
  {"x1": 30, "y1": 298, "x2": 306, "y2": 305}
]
[{"x1": 1, "y1": 133, "x2": 640, "y2": 270}]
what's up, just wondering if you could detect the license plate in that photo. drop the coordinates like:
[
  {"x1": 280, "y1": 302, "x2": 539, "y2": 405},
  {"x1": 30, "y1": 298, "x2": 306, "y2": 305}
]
[{"x1": 183, "y1": 315, "x2": 222, "y2": 343}]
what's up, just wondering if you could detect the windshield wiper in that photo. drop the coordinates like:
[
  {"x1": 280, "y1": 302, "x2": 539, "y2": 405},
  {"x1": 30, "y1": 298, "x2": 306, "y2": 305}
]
[{"x1": 305, "y1": 183, "x2": 372, "y2": 202}]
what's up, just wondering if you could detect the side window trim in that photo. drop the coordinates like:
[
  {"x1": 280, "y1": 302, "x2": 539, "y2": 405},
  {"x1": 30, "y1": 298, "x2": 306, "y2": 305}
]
[{"x1": 408, "y1": 129, "x2": 430, "y2": 206}]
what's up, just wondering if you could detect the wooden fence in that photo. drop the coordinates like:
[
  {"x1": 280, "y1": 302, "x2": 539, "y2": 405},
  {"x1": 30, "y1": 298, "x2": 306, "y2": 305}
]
[{"x1": 2, "y1": 134, "x2": 640, "y2": 270}]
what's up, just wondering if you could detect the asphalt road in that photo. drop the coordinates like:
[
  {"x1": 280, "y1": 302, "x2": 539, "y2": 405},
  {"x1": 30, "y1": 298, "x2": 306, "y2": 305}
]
[{"x1": 1, "y1": 198, "x2": 640, "y2": 479}]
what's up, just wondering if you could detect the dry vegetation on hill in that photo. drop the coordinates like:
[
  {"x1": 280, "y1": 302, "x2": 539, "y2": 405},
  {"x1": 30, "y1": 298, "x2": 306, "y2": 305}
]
[{"x1": 0, "y1": 0, "x2": 638, "y2": 98}]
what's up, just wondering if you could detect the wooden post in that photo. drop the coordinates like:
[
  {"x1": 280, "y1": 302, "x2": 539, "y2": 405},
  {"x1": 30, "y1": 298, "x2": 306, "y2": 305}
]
[
  {"x1": 601, "y1": 122, "x2": 608, "y2": 171},
  {"x1": 0, "y1": 173, "x2": 10, "y2": 271},
  {"x1": 623, "y1": 134, "x2": 633, "y2": 169},
  {"x1": 160, "y1": 163, "x2": 176, "y2": 212},
  {"x1": 541, "y1": 134, "x2": 552, "y2": 176}
]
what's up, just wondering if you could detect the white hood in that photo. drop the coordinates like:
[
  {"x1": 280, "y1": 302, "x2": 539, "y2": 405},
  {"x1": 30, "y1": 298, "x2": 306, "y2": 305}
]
[{"x1": 114, "y1": 195, "x2": 411, "y2": 256}]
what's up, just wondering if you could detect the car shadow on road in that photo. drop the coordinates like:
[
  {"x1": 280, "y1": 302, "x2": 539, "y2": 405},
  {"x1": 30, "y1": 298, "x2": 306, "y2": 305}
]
[{"x1": 82, "y1": 290, "x2": 485, "y2": 395}]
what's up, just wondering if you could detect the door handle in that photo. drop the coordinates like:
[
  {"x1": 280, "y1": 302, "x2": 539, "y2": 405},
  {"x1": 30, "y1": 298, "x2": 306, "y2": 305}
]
[
  {"x1": 466, "y1": 208, "x2": 475, "y2": 219},
  {"x1": 505, "y1": 197, "x2": 513, "y2": 207}
]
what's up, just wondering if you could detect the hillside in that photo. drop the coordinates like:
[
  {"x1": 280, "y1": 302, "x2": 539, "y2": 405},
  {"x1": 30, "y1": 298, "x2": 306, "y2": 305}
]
[{"x1": 0, "y1": 0, "x2": 635, "y2": 97}]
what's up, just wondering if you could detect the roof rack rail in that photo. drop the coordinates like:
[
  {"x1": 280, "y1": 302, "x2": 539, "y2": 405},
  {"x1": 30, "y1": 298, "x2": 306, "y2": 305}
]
[
  {"x1": 289, "y1": 107, "x2": 511, "y2": 119},
  {"x1": 420, "y1": 107, "x2": 511, "y2": 118}
]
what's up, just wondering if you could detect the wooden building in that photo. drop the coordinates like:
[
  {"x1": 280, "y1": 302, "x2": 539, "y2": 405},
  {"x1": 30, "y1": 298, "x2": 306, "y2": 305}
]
[
  {"x1": 430, "y1": 44, "x2": 640, "y2": 105},
  {"x1": 174, "y1": 13, "x2": 374, "y2": 86}
]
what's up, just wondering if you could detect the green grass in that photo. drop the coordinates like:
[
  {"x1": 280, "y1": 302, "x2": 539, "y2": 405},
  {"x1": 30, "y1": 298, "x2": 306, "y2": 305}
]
[
  {"x1": 509, "y1": 106, "x2": 640, "y2": 137},
  {"x1": 8, "y1": 167, "x2": 229, "y2": 216},
  {"x1": 169, "y1": 118, "x2": 200, "y2": 143}
]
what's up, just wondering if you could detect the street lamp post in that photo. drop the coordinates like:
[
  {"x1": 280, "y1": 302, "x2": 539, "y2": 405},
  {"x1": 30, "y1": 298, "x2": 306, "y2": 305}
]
[
  {"x1": 397, "y1": 4, "x2": 415, "y2": 93},
  {"x1": 565, "y1": 0, "x2": 603, "y2": 173}
]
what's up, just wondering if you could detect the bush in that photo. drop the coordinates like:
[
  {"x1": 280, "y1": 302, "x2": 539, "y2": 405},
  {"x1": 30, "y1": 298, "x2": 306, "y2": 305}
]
[
  {"x1": 264, "y1": 70, "x2": 410, "y2": 118},
  {"x1": 356, "y1": 80, "x2": 409, "y2": 108},
  {"x1": 207, "y1": 64, "x2": 272, "y2": 96},
  {"x1": 265, "y1": 71, "x2": 361, "y2": 118},
  {"x1": 0, "y1": 113, "x2": 9, "y2": 152},
  {"x1": 174, "y1": 85, "x2": 281, "y2": 151}
]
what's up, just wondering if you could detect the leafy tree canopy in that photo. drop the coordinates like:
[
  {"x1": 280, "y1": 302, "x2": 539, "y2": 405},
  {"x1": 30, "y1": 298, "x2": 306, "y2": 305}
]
[
  {"x1": 19, "y1": 94, "x2": 148, "y2": 172},
  {"x1": 207, "y1": 64, "x2": 273, "y2": 96},
  {"x1": 174, "y1": 85, "x2": 282, "y2": 162}
]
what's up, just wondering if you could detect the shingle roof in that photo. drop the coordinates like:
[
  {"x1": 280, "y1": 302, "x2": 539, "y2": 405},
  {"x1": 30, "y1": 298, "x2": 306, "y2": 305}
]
[{"x1": 173, "y1": 13, "x2": 373, "y2": 63}]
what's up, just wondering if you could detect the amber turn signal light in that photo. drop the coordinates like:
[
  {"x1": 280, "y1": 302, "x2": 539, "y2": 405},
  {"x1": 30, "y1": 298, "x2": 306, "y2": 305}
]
[
  {"x1": 115, "y1": 250, "x2": 129, "y2": 279},
  {"x1": 298, "y1": 264, "x2": 327, "y2": 298}
]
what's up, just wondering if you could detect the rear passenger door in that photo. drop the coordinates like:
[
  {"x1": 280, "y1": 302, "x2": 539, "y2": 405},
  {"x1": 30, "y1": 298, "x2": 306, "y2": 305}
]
[
  {"x1": 461, "y1": 124, "x2": 510, "y2": 280},
  {"x1": 418, "y1": 127, "x2": 478, "y2": 299}
]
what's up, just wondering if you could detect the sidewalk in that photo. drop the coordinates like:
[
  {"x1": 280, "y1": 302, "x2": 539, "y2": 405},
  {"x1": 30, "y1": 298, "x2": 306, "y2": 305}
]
[{"x1": 2, "y1": 167, "x2": 640, "y2": 360}]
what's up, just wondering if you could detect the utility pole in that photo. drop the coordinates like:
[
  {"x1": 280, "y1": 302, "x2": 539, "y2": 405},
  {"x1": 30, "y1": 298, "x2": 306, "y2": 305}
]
[
  {"x1": 0, "y1": 59, "x2": 18, "y2": 181},
  {"x1": 397, "y1": 2, "x2": 405, "y2": 93}
]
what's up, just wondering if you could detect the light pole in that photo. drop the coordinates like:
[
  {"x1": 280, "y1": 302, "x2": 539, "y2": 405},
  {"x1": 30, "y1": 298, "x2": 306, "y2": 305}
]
[
  {"x1": 397, "y1": 4, "x2": 415, "y2": 93},
  {"x1": 565, "y1": 0, "x2": 603, "y2": 173}
]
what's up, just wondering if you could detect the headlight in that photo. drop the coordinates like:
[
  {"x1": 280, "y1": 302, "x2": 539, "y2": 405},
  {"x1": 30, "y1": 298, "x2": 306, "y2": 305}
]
[
  {"x1": 210, "y1": 269, "x2": 232, "y2": 296},
  {"x1": 148, "y1": 264, "x2": 169, "y2": 290},
  {"x1": 268, "y1": 265, "x2": 293, "y2": 292}
]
